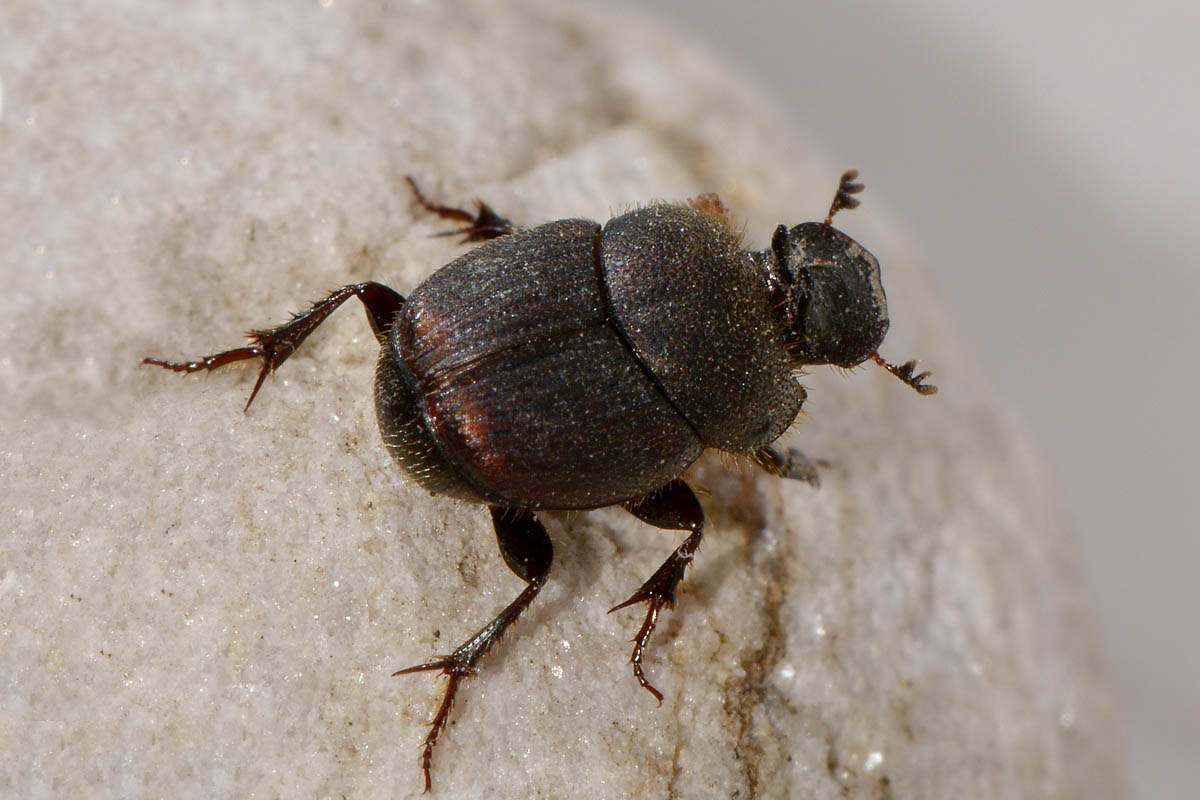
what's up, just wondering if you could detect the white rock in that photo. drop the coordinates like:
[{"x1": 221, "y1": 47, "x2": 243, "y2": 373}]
[{"x1": 0, "y1": 1, "x2": 1121, "y2": 797}]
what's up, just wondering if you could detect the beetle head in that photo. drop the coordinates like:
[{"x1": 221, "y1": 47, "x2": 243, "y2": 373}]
[{"x1": 766, "y1": 221, "x2": 889, "y2": 368}]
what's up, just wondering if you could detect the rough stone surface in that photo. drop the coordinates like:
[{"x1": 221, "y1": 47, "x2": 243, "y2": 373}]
[{"x1": 0, "y1": 1, "x2": 1121, "y2": 797}]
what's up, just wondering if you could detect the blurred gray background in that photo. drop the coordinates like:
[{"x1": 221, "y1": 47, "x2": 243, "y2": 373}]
[{"x1": 633, "y1": 0, "x2": 1199, "y2": 797}]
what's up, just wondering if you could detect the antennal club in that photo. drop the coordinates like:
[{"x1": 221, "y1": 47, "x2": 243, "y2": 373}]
[
  {"x1": 870, "y1": 352, "x2": 938, "y2": 395},
  {"x1": 824, "y1": 169, "x2": 864, "y2": 225}
]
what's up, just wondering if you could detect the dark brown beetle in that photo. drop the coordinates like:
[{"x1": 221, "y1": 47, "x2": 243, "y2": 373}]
[{"x1": 144, "y1": 170, "x2": 934, "y2": 791}]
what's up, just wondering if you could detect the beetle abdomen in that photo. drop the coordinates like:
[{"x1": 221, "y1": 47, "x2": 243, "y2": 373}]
[
  {"x1": 374, "y1": 349, "x2": 481, "y2": 501},
  {"x1": 413, "y1": 326, "x2": 701, "y2": 508},
  {"x1": 387, "y1": 219, "x2": 702, "y2": 509}
]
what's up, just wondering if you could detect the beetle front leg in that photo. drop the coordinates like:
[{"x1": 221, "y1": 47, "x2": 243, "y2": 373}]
[
  {"x1": 142, "y1": 281, "x2": 404, "y2": 412},
  {"x1": 395, "y1": 506, "x2": 553, "y2": 793},
  {"x1": 610, "y1": 479, "x2": 705, "y2": 704},
  {"x1": 756, "y1": 444, "x2": 823, "y2": 488}
]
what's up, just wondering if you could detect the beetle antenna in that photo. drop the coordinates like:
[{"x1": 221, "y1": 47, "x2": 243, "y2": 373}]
[
  {"x1": 870, "y1": 352, "x2": 938, "y2": 395},
  {"x1": 824, "y1": 169, "x2": 864, "y2": 225}
]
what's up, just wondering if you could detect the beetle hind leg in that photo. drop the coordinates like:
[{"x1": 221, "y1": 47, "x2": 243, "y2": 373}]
[
  {"x1": 142, "y1": 281, "x2": 404, "y2": 412},
  {"x1": 404, "y1": 175, "x2": 516, "y2": 241},
  {"x1": 394, "y1": 507, "x2": 553, "y2": 793},
  {"x1": 609, "y1": 479, "x2": 705, "y2": 704}
]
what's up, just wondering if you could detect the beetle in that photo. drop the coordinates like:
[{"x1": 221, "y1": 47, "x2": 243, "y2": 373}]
[{"x1": 143, "y1": 170, "x2": 935, "y2": 791}]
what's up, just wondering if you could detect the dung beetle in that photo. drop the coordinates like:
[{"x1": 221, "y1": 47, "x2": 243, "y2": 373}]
[{"x1": 144, "y1": 170, "x2": 935, "y2": 792}]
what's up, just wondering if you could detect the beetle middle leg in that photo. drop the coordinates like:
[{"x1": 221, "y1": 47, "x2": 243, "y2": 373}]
[
  {"x1": 143, "y1": 281, "x2": 404, "y2": 412},
  {"x1": 405, "y1": 175, "x2": 516, "y2": 242},
  {"x1": 610, "y1": 479, "x2": 705, "y2": 704},
  {"x1": 394, "y1": 506, "x2": 553, "y2": 793}
]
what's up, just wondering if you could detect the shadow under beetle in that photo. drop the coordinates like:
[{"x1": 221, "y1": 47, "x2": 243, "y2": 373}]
[{"x1": 144, "y1": 170, "x2": 935, "y2": 792}]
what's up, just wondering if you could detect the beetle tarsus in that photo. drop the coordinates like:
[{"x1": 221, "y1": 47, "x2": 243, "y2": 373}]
[
  {"x1": 394, "y1": 507, "x2": 553, "y2": 792},
  {"x1": 870, "y1": 352, "x2": 938, "y2": 395},
  {"x1": 611, "y1": 594, "x2": 667, "y2": 704},
  {"x1": 824, "y1": 168, "x2": 864, "y2": 225},
  {"x1": 405, "y1": 175, "x2": 516, "y2": 241},
  {"x1": 393, "y1": 648, "x2": 487, "y2": 794},
  {"x1": 390, "y1": 662, "x2": 466, "y2": 794},
  {"x1": 611, "y1": 480, "x2": 705, "y2": 704}
]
